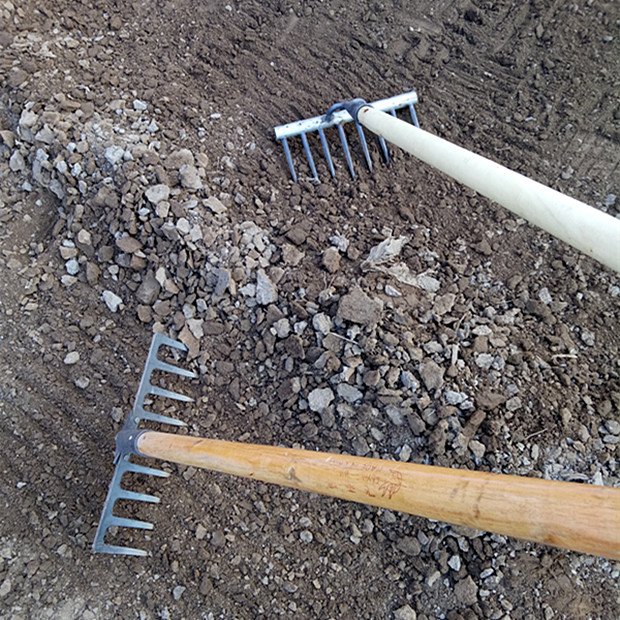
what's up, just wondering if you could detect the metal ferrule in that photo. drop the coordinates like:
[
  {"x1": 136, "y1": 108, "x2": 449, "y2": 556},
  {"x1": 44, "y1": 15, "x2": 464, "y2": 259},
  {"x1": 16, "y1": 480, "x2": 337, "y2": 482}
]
[{"x1": 114, "y1": 429, "x2": 149, "y2": 462}]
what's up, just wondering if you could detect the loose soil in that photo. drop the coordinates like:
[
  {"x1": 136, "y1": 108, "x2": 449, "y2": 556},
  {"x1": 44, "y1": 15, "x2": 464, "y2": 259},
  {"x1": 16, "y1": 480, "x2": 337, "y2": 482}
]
[{"x1": 0, "y1": 1, "x2": 618, "y2": 619}]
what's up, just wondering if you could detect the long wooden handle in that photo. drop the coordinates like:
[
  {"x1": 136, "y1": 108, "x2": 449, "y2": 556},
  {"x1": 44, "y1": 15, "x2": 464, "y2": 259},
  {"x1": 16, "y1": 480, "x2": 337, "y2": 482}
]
[
  {"x1": 137, "y1": 431, "x2": 620, "y2": 559},
  {"x1": 356, "y1": 106, "x2": 620, "y2": 273}
]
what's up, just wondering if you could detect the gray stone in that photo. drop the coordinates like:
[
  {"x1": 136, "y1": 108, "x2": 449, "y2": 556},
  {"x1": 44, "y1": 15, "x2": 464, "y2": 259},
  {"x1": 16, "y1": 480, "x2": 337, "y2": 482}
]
[
  {"x1": 65, "y1": 258, "x2": 79, "y2": 275},
  {"x1": 415, "y1": 274, "x2": 440, "y2": 292},
  {"x1": 49, "y1": 178, "x2": 64, "y2": 200},
  {"x1": 213, "y1": 268, "x2": 231, "y2": 296},
  {"x1": 136, "y1": 273, "x2": 161, "y2": 305},
  {"x1": 0, "y1": 578, "x2": 12, "y2": 598},
  {"x1": 448, "y1": 555, "x2": 462, "y2": 572},
  {"x1": 433, "y1": 292, "x2": 456, "y2": 315},
  {"x1": 172, "y1": 585, "x2": 186, "y2": 601},
  {"x1": 102, "y1": 290, "x2": 123, "y2": 312},
  {"x1": 538, "y1": 287, "x2": 552, "y2": 305},
  {"x1": 166, "y1": 148, "x2": 194, "y2": 169},
  {"x1": 145, "y1": 183, "x2": 170, "y2": 204},
  {"x1": 179, "y1": 164, "x2": 203, "y2": 190},
  {"x1": 394, "y1": 605, "x2": 416, "y2": 620},
  {"x1": 35, "y1": 126, "x2": 55, "y2": 144},
  {"x1": 397, "y1": 536, "x2": 421, "y2": 556},
  {"x1": 204, "y1": 196, "x2": 227, "y2": 214},
  {"x1": 385, "y1": 405, "x2": 404, "y2": 426},
  {"x1": 445, "y1": 390, "x2": 466, "y2": 405},
  {"x1": 9, "y1": 150, "x2": 25, "y2": 172},
  {"x1": 469, "y1": 439, "x2": 486, "y2": 459},
  {"x1": 400, "y1": 371, "x2": 417, "y2": 390},
  {"x1": 419, "y1": 360, "x2": 444, "y2": 392},
  {"x1": 475, "y1": 353, "x2": 495, "y2": 370},
  {"x1": 605, "y1": 419, "x2": 620, "y2": 435},
  {"x1": 64, "y1": 351, "x2": 80, "y2": 365},
  {"x1": 322, "y1": 247, "x2": 341, "y2": 273},
  {"x1": 104, "y1": 145, "x2": 125, "y2": 166},
  {"x1": 399, "y1": 444, "x2": 412, "y2": 462},
  {"x1": 308, "y1": 387, "x2": 334, "y2": 412},
  {"x1": 313, "y1": 312, "x2": 332, "y2": 335},
  {"x1": 255, "y1": 270, "x2": 277, "y2": 305},
  {"x1": 337, "y1": 287, "x2": 383, "y2": 327},
  {"x1": 272, "y1": 318, "x2": 291, "y2": 339},
  {"x1": 454, "y1": 576, "x2": 478, "y2": 607},
  {"x1": 336, "y1": 383, "x2": 363, "y2": 404},
  {"x1": 133, "y1": 99, "x2": 148, "y2": 111}
]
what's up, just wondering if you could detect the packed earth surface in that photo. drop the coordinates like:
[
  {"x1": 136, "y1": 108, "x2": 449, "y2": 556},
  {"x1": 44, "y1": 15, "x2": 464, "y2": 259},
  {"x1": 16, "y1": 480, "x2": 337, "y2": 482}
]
[{"x1": 0, "y1": 1, "x2": 619, "y2": 619}]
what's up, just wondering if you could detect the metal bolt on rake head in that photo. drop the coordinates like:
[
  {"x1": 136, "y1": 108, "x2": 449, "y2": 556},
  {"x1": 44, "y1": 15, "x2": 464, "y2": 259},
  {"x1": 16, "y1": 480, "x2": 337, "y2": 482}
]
[
  {"x1": 92, "y1": 333, "x2": 197, "y2": 556},
  {"x1": 273, "y1": 90, "x2": 419, "y2": 183}
]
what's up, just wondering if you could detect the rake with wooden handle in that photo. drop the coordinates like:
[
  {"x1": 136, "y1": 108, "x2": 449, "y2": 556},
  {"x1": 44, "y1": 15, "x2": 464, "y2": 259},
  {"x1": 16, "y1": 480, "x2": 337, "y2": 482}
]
[
  {"x1": 274, "y1": 92, "x2": 620, "y2": 273},
  {"x1": 93, "y1": 334, "x2": 620, "y2": 559}
]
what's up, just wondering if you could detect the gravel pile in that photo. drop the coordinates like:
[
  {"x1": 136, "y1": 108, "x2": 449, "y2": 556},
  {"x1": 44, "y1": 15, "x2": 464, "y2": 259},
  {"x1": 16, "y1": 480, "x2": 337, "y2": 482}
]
[{"x1": 0, "y1": 4, "x2": 618, "y2": 617}]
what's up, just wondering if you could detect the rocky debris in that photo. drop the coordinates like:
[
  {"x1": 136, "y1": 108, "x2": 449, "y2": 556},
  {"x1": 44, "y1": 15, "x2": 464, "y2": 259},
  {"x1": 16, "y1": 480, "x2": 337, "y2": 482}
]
[
  {"x1": 145, "y1": 184, "x2": 170, "y2": 204},
  {"x1": 419, "y1": 360, "x2": 444, "y2": 392},
  {"x1": 0, "y1": 42, "x2": 616, "y2": 619},
  {"x1": 393, "y1": 604, "x2": 417, "y2": 620},
  {"x1": 102, "y1": 290, "x2": 123, "y2": 312},
  {"x1": 308, "y1": 387, "x2": 334, "y2": 412},
  {"x1": 454, "y1": 575, "x2": 479, "y2": 607},
  {"x1": 337, "y1": 287, "x2": 383, "y2": 327},
  {"x1": 322, "y1": 247, "x2": 341, "y2": 273},
  {"x1": 255, "y1": 270, "x2": 277, "y2": 305}
]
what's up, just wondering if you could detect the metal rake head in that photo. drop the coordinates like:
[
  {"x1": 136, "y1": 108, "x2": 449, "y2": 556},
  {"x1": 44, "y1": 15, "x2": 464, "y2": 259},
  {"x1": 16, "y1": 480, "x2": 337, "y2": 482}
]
[
  {"x1": 93, "y1": 333, "x2": 196, "y2": 556},
  {"x1": 274, "y1": 90, "x2": 419, "y2": 183}
]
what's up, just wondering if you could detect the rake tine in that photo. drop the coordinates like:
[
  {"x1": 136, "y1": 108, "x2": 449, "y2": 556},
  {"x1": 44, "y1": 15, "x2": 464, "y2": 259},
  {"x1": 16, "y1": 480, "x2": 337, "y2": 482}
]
[
  {"x1": 390, "y1": 108, "x2": 397, "y2": 118},
  {"x1": 281, "y1": 137, "x2": 297, "y2": 182},
  {"x1": 153, "y1": 334, "x2": 190, "y2": 352},
  {"x1": 96, "y1": 543, "x2": 148, "y2": 557},
  {"x1": 337, "y1": 124, "x2": 355, "y2": 180},
  {"x1": 355, "y1": 122, "x2": 373, "y2": 172},
  {"x1": 109, "y1": 516, "x2": 154, "y2": 530},
  {"x1": 152, "y1": 359, "x2": 197, "y2": 379},
  {"x1": 318, "y1": 128, "x2": 336, "y2": 178},
  {"x1": 409, "y1": 103, "x2": 420, "y2": 127},
  {"x1": 134, "y1": 408, "x2": 186, "y2": 427},
  {"x1": 378, "y1": 136, "x2": 390, "y2": 163},
  {"x1": 117, "y1": 489, "x2": 161, "y2": 504},
  {"x1": 148, "y1": 385, "x2": 194, "y2": 402},
  {"x1": 125, "y1": 461, "x2": 170, "y2": 478},
  {"x1": 300, "y1": 132, "x2": 318, "y2": 182}
]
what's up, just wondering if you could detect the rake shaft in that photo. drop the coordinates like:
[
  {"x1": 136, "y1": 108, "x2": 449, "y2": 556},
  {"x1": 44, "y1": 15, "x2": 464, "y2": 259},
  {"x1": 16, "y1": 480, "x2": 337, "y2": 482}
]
[
  {"x1": 135, "y1": 430, "x2": 620, "y2": 560},
  {"x1": 354, "y1": 104, "x2": 620, "y2": 273}
]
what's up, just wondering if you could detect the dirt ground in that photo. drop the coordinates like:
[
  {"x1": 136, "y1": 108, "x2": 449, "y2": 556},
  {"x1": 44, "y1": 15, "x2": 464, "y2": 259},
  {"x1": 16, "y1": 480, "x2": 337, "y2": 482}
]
[{"x1": 0, "y1": 1, "x2": 619, "y2": 618}]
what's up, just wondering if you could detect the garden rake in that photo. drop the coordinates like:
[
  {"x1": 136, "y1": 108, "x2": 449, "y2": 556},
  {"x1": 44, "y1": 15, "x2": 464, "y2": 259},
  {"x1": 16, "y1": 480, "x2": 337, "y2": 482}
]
[
  {"x1": 274, "y1": 91, "x2": 620, "y2": 273},
  {"x1": 93, "y1": 334, "x2": 620, "y2": 559}
]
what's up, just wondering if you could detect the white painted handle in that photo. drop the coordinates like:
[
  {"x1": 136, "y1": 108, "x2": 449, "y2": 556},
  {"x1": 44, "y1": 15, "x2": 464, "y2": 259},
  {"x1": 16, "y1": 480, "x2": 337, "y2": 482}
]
[{"x1": 358, "y1": 106, "x2": 620, "y2": 273}]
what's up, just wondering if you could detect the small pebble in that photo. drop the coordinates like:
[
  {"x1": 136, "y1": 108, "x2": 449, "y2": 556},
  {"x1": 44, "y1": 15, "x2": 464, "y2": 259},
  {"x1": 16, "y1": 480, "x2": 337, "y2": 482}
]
[{"x1": 64, "y1": 351, "x2": 80, "y2": 365}]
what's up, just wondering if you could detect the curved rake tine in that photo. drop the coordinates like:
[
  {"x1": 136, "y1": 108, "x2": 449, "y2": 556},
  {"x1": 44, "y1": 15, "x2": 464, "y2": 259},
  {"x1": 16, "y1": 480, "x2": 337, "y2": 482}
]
[
  {"x1": 337, "y1": 124, "x2": 355, "y2": 180},
  {"x1": 300, "y1": 132, "x2": 318, "y2": 182},
  {"x1": 378, "y1": 136, "x2": 390, "y2": 163},
  {"x1": 152, "y1": 359, "x2": 197, "y2": 379},
  {"x1": 409, "y1": 103, "x2": 420, "y2": 127},
  {"x1": 355, "y1": 122, "x2": 373, "y2": 172},
  {"x1": 280, "y1": 137, "x2": 297, "y2": 182},
  {"x1": 148, "y1": 385, "x2": 193, "y2": 402},
  {"x1": 318, "y1": 128, "x2": 336, "y2": 178}
]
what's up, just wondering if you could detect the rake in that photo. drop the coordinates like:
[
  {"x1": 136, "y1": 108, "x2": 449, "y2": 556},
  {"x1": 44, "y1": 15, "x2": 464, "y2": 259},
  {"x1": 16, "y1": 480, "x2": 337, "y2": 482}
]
[
  {"x1": 274, "y1": 91, "x2": 620, "y2": 273},
  {"x1": 93, "y1": 333, "x2": 620, "y2": 559}
]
